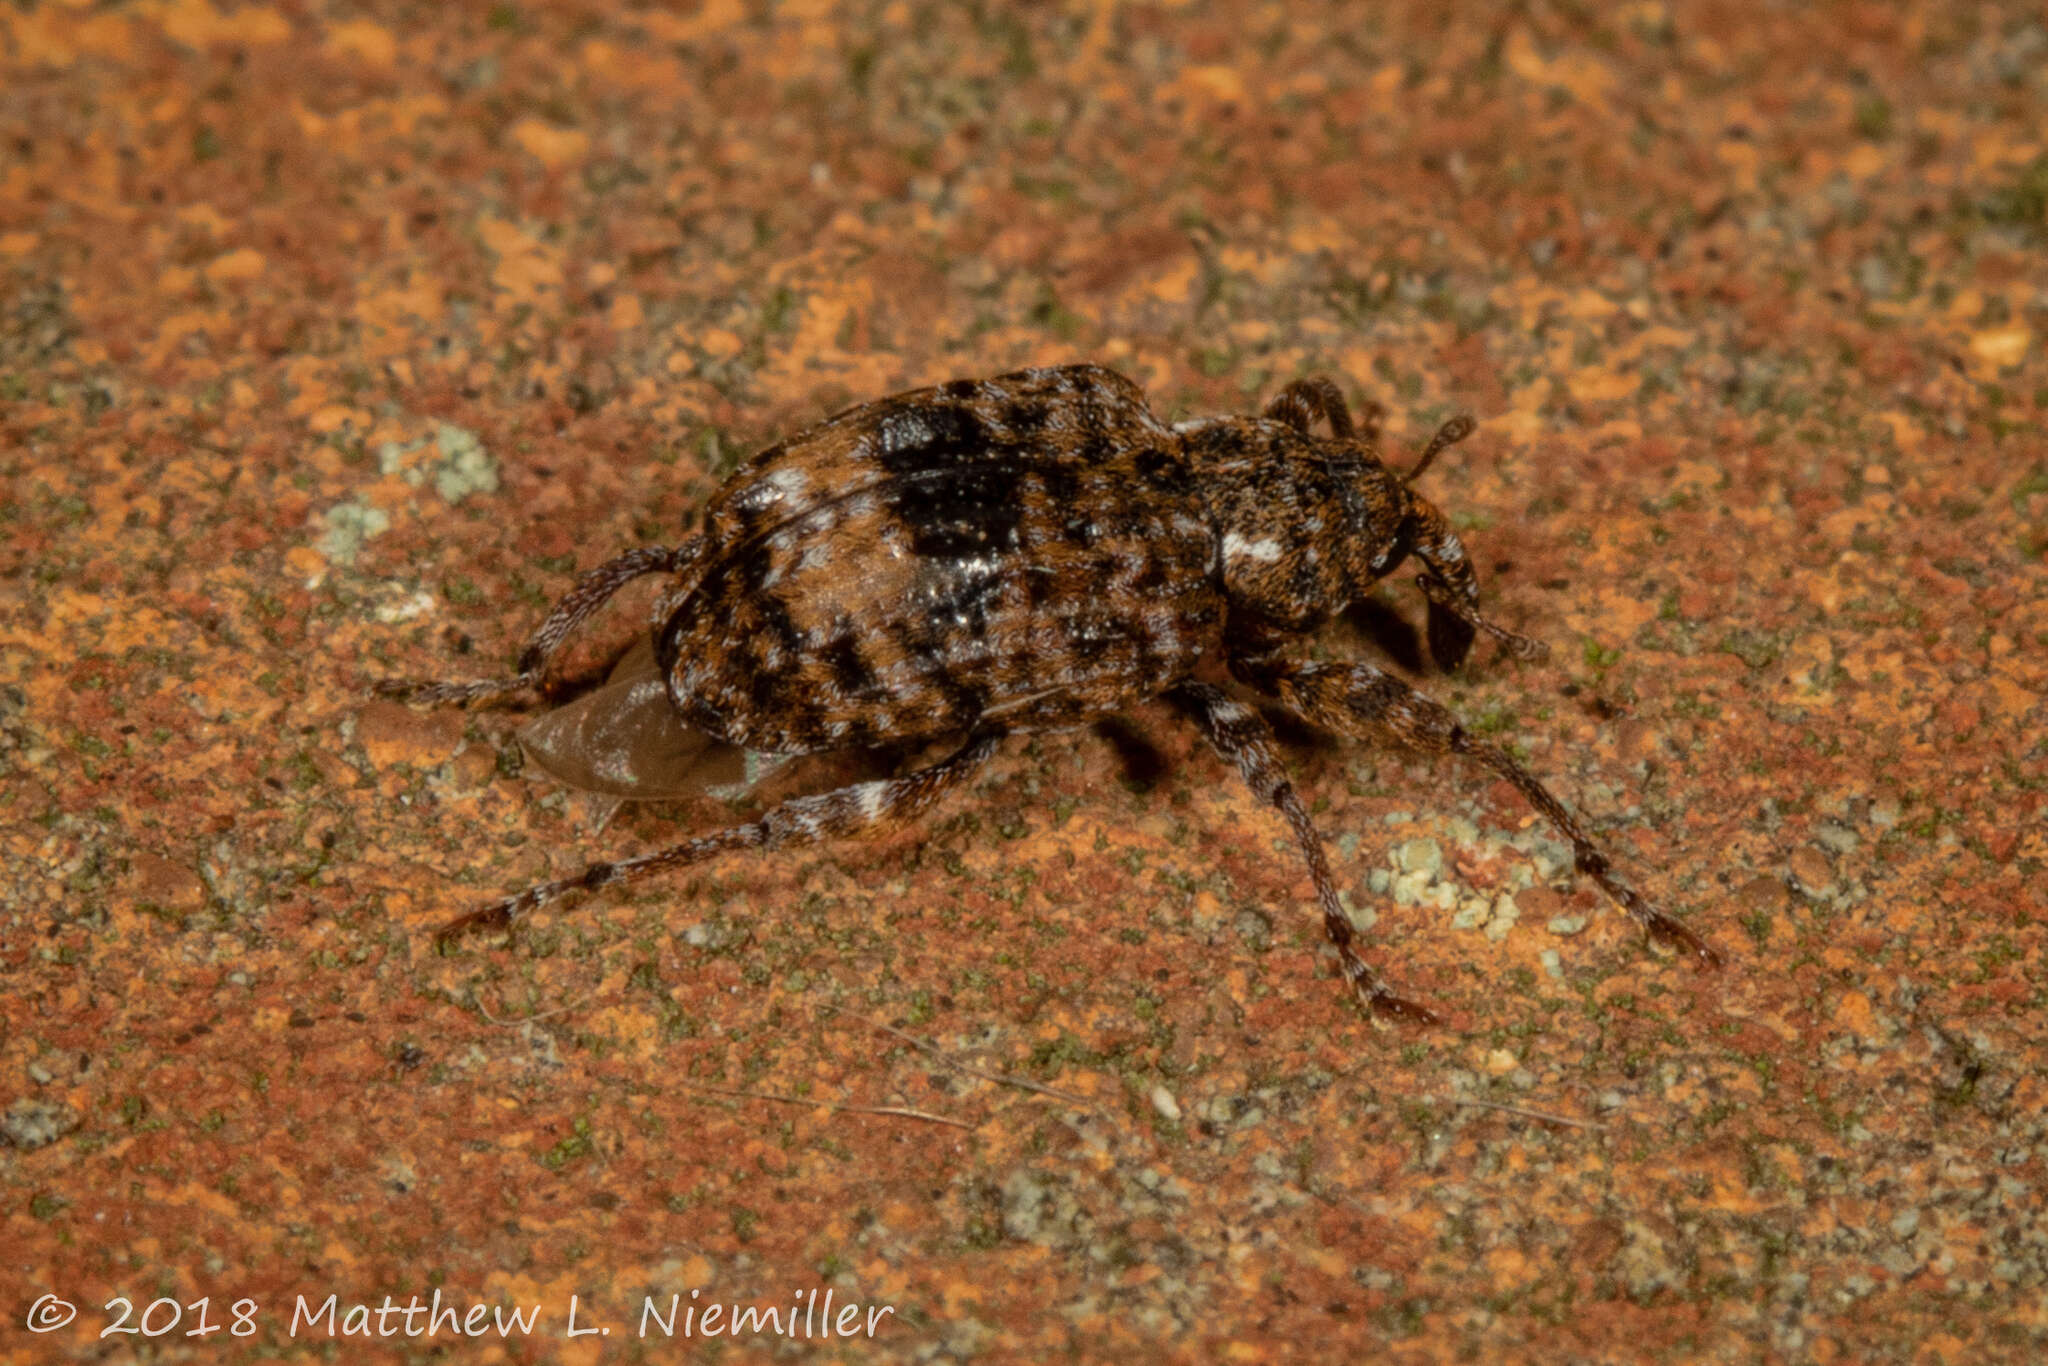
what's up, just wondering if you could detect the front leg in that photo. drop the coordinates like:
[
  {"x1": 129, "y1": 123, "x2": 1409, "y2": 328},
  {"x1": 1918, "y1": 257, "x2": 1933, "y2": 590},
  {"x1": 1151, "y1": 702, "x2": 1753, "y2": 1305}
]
[
  {"x1": 1236, "y1": 657, "x2": 1719, "y2": 968},
  {"x1": 1170, "y1": 682, "x2": 1439, "y2": 1024}
]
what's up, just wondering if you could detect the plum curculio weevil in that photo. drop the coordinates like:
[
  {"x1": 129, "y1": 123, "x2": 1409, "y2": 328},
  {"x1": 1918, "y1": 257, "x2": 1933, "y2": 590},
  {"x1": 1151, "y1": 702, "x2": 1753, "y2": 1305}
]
[{"x1": 377, "y1": 364, "x2": 1718, "y2": 1023}]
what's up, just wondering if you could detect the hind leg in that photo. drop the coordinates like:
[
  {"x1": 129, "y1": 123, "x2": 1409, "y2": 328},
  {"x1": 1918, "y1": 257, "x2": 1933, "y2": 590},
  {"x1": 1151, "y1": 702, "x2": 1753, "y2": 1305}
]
[
  {"x1": 376, "y1": 539, "x2": 699, "y2": 707},
  {"x1": 438, "y1": 729, "x2": 1004, "y2": 938}
]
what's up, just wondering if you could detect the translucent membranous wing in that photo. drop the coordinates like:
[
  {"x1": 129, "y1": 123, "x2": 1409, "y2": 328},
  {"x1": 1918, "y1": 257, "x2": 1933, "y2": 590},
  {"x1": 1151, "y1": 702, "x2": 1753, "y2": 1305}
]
[{"x1": 515, "y1": 638, "x2": 787, "y2": 800}]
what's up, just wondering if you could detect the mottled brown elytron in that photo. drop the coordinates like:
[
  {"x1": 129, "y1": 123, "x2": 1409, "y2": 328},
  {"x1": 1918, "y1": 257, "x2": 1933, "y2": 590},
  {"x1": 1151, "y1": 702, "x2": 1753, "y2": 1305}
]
[{"x1": 380, "y1": 364, "x2": 1717, "y2": 1022}]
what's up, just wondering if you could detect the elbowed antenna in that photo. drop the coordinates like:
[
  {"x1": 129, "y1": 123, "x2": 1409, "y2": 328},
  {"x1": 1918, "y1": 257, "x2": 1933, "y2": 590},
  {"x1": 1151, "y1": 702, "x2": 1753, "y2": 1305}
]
[{"x1": 1404, "y1": 414, "x2": 1476, "y2": 484}]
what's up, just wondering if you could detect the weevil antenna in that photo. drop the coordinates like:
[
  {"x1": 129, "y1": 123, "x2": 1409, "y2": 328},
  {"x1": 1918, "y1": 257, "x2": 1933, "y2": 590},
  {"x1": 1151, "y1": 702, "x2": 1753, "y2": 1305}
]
[{"x1": 1405, "y1": 415, "x2": 1476, "y2": 483}]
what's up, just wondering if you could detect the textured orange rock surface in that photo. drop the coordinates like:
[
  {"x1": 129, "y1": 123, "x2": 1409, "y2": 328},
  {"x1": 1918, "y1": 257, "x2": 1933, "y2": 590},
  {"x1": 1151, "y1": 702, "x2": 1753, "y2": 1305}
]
[{"x1": 3, "y1": 2, "x2": 2044, "y2": 1361}]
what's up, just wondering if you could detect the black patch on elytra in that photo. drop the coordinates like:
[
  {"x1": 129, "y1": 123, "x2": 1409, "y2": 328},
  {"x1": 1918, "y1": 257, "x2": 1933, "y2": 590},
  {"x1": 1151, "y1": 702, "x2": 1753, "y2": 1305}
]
[
  {"x1": 1061, "y1": 616, "x2": 1116, "y2": 666},
  {"x1": 1022, "y1": 564, "x2": 1059, "y2": 609},
  {"x1": 1036, "y1": 462, "x2": 1082, "y2": 511},
  {"x1": 1134, "y1": 446, "x2": 1190, "y2": 491},
  {"x1": 732, "y1": 548, "x2": 807, "y2": 658},
  {"x1": 926, "y1": 561, "x2": 1007, "y2": 641},
  {"x1": 820, "y1": 630, "x2": 879, "y2": 697},
  {"x1": 929, "y1": 667, "x2": 990, "y2": 723},
  {"x1": 875, "y1": 401, "x2": 992, "y2": 470},
  {"x1": 744, "y1": 653, "x2": 796, "y2": 716},
  {"x1": 1000, "y1": 398, "x2": 1049, "y2": 438},
  {"x1": 887, "y1": 461, "x2": 1026, "y2": 561},
  {"x1": 940, "y1": 378, "x2": 980, "y2": 401},
  {"x1": 1132, "y1": 548, "x2": 1171, "y2": 593},
  {"x1": 835, "y1": 712, "x2": 883, "y2": 750}
]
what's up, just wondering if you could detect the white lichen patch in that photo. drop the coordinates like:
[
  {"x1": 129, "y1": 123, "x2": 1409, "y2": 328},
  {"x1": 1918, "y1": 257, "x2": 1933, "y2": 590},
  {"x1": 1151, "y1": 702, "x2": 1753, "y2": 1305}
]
[
  {"x1": 378, "y1": 421, "x2": 500, "y2": 504},
  {"x1": 367, "y1": 584, "x2": 439, "y2": 624},
  {"x1": 1394, "y1": 837, "x2": 1443, "y2": 877},
  {"x1": 1358, "y1": 812, "x2": 1585, "y2": 944},
  {"x1": 315, "y1": 496, "x2": 391, "y2": 565}
]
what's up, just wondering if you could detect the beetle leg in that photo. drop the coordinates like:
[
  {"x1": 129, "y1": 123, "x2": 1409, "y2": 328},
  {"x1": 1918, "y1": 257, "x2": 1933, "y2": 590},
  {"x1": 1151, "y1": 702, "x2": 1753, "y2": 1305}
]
[
  {"x1": 436, "y1": 729, "x2": 1004, "y2": 939},
  {"x1": 1238, "y1": 657, "x2": 1719, "y2": 969},
  {"x1": 1263, "y1": 376, "x2": 1383, "y2": 442},
  {"x1": 1170, "y1": 682, "x2": 1440, "y2": 1025},
  {"x1": 376, "y1": 540, "x2": 700, "y2": 707}
]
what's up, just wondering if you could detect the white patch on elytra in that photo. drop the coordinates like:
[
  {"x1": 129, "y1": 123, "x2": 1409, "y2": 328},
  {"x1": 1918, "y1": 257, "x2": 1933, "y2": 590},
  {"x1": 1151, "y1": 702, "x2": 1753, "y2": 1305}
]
[
  {"x1": 855, "y1": 780, "x2": 889, "y2": 821},
  {"x1": 879, "y1": 411, "x2": 933, "y2": 452},
  {"x1": 762, "y1": 466, "x2": 808, "y2": 500},
  {"x1": 1222, "y1": 532, "x2": 1282, "y2": 563}
]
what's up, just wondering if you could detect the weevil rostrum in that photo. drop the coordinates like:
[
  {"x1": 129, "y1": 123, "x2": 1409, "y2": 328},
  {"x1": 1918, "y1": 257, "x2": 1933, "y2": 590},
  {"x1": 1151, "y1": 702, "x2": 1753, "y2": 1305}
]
[{"x1": 378, "y1": 364, "x2": 1718, "y2": 1023}]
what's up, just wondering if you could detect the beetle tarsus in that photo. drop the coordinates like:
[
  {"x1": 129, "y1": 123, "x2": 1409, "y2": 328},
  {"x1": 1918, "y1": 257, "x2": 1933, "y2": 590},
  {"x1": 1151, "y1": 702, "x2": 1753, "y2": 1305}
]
[
  {"x1": 1645, "y1": 911, "x2": 1723, "y2": 969},
  {"x1": 437, "y1": 899, "x2": 516, "y2": 942},
  {"x1": 1364, "y1": 988, "x2": 1443, "y2": 1026}
]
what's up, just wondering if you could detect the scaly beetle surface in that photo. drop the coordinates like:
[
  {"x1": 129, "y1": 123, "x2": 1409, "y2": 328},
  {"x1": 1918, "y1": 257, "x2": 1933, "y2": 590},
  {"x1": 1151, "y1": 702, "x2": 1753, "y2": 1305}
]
[{"x1": 379, "y1": 364, "x2": 1717, "y2": 1022}]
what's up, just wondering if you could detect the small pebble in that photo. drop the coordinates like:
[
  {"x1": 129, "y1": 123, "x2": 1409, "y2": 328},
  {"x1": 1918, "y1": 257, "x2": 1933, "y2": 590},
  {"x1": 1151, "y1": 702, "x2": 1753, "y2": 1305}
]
[
  {"x1": 1, "y1": 1098, "x2": 79, "y2": 1151},
  {"x1": 1788, "y1": 845, "x2": 1834, "y2": 894}
]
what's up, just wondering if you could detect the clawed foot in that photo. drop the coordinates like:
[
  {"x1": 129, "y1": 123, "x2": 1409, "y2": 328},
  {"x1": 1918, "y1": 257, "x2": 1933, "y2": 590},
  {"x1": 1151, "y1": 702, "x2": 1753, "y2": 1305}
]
[
  {"x1": 1492, "y1": 625, "x2": 1550, "y2": 662},
  {"x1": 1645, "y1": 910, "x2": 1723, "y2": 970},
  {"x1": 1370, "y1": 992, "x2": 1444, "y2": 1026},
  {"x1": 436, "y1": 899, "x2": 515, "y2": 945},
  {"x1": 1359, "y1": 983, "x2": 1443, "y2": 1027}
]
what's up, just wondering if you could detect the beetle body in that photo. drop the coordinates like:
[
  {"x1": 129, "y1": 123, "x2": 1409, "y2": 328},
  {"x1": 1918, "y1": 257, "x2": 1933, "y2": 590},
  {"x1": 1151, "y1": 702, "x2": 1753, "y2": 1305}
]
[
  {"x1": 659, "y1": 366, "x2": 1218, "y2": 752},
  {"x1": 380, "y1": 364, "x2": 1716, "y2": 1023},
  {"x1": 654, "y1": 364, "x2": 1474, "y2": 755}
]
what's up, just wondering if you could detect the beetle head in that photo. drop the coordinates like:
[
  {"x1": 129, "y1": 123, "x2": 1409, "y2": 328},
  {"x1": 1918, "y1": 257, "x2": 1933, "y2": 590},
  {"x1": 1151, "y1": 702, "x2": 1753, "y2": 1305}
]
[
  {"x1": 1383, "y1": 417, "x2": 1483, "y2": 670},
  {"x1": 1393, "y1": 416, "x2": 1548, "y2": 670}
]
